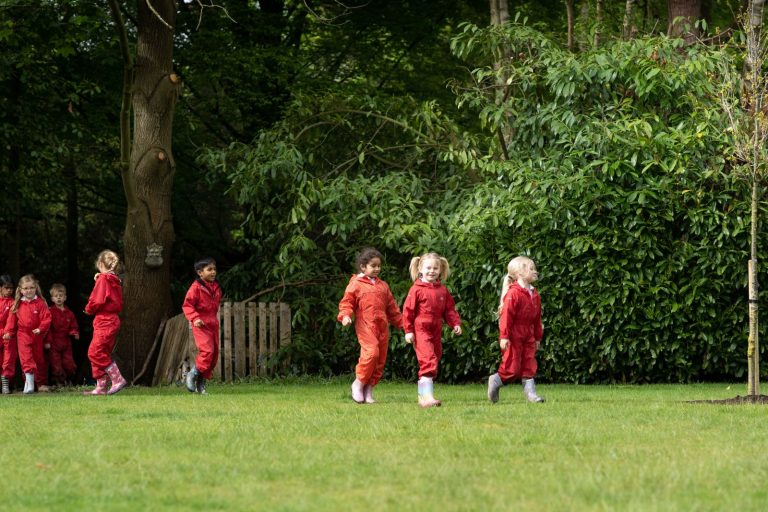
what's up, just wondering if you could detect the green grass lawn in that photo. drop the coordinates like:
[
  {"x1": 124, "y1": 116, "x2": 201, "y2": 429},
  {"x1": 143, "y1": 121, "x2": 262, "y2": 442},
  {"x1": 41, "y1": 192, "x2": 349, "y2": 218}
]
[{"x1": 1, "y1": 380, "x2": 765, "y2": 511}]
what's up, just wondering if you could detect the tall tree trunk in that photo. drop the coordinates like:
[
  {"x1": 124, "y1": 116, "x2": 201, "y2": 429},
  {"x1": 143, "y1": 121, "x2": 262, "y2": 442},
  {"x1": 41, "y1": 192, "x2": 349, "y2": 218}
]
[
  {"x1": 64, "y1": 157, "x2": 81, "y2": 312},
  {"x1": 623, "y1": 0, "x2": 636, "y2": 39},
  {"x1": 746, "y1": 0, "x2": 764, "y2": 396},
  {"x1": 565, "y1": 0, "x2": 575, "y2": 52},
  {"x1": 112, "y1": 0, "x2": 180, "y2": 380},
  {"x1": 595, "y1": 0, "x2": 604, "y2": 47},
  {"x1": 667, "y1": 0, "x2": 702, "y2": 43},
  {"x1": 489, "y1": 0, "x2": 509, "y2": 26}
]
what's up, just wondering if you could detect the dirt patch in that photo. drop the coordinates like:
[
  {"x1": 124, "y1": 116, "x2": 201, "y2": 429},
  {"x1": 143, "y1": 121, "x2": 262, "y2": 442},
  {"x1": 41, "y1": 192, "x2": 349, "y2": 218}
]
[{"x1": 688, "y1": 395, "x2": 768, "y2": 405}]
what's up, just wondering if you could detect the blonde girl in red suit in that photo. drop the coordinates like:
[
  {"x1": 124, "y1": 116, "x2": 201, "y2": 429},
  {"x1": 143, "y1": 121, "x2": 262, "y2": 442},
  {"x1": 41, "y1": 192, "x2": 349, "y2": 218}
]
[
  {"x1": 338, "y1": 247, "x2": 403, "y2": 404},
  {"x1": 0, "y1": 275, "x2": 16, "y2": 394},
  {"x1": 402, "y1": 253, "x2": 461, "y2": 408},
  {"x1": 3, "y1": 274, "x2": 51, "y2": 394},
  {"x1": 487, "y1": 256, "x2": 545, "y2": 403},
  {"x1": 83, "y1": 250, "x2": 127, "y2": 396}
]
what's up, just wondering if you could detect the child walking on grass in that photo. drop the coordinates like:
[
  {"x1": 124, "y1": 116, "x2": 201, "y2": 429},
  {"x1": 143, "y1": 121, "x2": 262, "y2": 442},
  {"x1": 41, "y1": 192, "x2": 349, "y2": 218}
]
[
  {"x1": 338, "y1": 247, "x2": 403, "y2": 404},
  {"x1": 487, "y1": 256, "x2": 545, "y2": 404},
  {"x1": 182, "y1": 257, "x2": 222, "y2": 395},
  {"x1": 402, "y1": 252, "x2": 461, "y2": 408},
  {"x1": 83, "y1": 250, "x2": 127, "y2": 396},
  {"x1": 0, "y1": 275, "x2": 15, "y2": 394},
  {"x1": 46, "y1": 283, "x2": 80, "y2": 386},
  {"x1": 3, "y1": 274, "x2": 51, "y2": 394}
]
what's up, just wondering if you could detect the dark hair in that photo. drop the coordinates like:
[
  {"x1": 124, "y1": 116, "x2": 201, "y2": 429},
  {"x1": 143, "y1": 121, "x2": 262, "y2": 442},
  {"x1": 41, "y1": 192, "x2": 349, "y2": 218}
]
[
  {"x1": 355, "y1": 247, "x2": 382, "y2": 270},
  {"x1": 194, "y1": 257, "x2": 216, "y2": 272},
  {"x1": 0, "y1": 274, "x2": 13, "y2": 287}
]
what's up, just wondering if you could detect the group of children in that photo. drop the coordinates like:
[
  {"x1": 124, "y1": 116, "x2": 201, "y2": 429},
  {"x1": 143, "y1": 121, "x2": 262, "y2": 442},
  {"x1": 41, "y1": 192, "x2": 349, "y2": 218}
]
[
  {"x1": 338, "y1": 247, "x2": 545, "y2": 408},
  {"x1": 0, "y1": 250, "x2": 128, "y2": 395}
]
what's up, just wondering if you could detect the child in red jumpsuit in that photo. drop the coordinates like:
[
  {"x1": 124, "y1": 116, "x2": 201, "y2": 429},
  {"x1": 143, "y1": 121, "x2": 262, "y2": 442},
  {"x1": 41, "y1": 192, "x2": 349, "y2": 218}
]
[
  {"x1": 338, "y1": 247, "x2": 403, "y2": 404},
  {"x1": 46, "y1": 283, "x2": 80, "y2": 386},
  {"x1": 83, "y1": 250, "x2": 127, "y2": 396},
  {"x1": 3, "y1": 274, "x2": 51, "y2": 394},
  {"x1": 0, "y1": 275, "x2": 16, "y2": 394},
  {"x1": 182, "y1": 256, "x2": 222, "y2": 395},
  {"x1": 403, "y1": 252, "x2": 461, "y2": 408},
  {"x1": 487, "y1": 256, "x2": 545, "y2": 403}
]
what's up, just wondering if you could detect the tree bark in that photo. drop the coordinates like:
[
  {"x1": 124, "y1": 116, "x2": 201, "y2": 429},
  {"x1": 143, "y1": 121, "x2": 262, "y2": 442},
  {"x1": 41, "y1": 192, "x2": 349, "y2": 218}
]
[
  {"x1": 489, "y1": 0, "x2": 509, "y2": 26},
  {"x1": 113, "y1": 0, "x2": 180, "y2": 380},
  {"x1": 667, "y1": 0, "x2": 702, "y2": 43},
  {"x1": 595, "y1": 0, "x2": 604, "y2": 47},
  {"x1": 565, "y1": 0, "x2": 575, "y2": 52},
  {"x1": 623, "y1": 0, "x2": 636, "y2": 39}
]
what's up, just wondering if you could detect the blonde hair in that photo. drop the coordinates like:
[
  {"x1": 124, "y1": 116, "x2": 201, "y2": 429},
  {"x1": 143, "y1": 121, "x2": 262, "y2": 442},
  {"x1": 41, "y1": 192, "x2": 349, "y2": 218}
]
[
  {"x1": 409, "y1": 252, "x2": 450, "y2": 282},
  {"x1": 12, "y1": 274, "x2": 45, "y2": 313},
  {"x1": 96, "y1": 250, "x2": 120, "y2": 273},
  {"x1": 498, "y1": 256, "x2": 536, "y2": 313},
  {"x1": 50, "y1": 283, "x2": 67, "y2": 295}
]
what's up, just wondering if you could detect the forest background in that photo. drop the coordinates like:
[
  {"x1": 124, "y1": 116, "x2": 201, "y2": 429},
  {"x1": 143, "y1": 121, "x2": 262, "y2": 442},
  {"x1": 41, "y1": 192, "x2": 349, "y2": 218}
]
[{"x1": 1, "y1": 0, "x2": 763, "y2": 386}]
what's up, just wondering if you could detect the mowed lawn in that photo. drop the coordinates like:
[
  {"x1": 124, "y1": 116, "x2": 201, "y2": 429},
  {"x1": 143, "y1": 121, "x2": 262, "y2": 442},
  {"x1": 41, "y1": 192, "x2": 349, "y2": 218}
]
[{"x1": 0, "y1": 381, "x2": 765, "y2": 511}]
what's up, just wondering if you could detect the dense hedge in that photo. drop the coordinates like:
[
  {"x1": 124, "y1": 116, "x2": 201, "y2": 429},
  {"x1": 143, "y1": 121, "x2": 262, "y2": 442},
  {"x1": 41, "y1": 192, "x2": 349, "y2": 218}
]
[{"x1": 212, "y1": 25, "x2": 767, "y2": 384}]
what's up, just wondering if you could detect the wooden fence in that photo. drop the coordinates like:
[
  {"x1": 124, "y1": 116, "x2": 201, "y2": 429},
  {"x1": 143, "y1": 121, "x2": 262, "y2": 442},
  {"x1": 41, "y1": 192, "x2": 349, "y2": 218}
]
[{"x1": 153, "y1": 302, "x2": 291, "y2": 385}]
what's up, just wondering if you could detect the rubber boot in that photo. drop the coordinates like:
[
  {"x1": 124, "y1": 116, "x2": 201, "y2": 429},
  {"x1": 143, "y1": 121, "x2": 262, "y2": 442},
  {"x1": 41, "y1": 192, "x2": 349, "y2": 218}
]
[
  {"x1": 106, "y1": 363, "x2": 127, "y2": 395},
  {"x1": 196, "y1": 377, "x2": 207, "y2": 395},
  {"x1": 487, "y1": 373, "x2": 503, "y2": 403},
  {"x1": 351, "y1": 378, "x2": 365, "y2": 404},
  {"x1": 523, "y1": 378, "x2": 545, "y2": 403},
  {"x1": 84, "y1": 375, "x2": 109, "y2": 395},
  {"x1": 418, "y1": 377, "x2": 441, "y2": 408},
  {"x1": 185, "y1": 365, "x2": 199, "y2": 393},
  {"x1": 23, "y1": 373, "x2": 35, "y2": 394},
  {"x1": 363, "y1": 384, "x2": 376, "y2": 404},
  {"x1": 1, "y1": 376, "x2": 9, "y2": 395}
]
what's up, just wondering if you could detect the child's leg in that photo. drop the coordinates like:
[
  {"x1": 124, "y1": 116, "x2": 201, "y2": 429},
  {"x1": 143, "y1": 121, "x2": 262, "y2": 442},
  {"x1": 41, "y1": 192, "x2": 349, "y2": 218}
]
[
  {"x1": 49, "y1": 345, "x2": 65, "y2": 384},
  {"x1": 193, "y1": 325, "x2": 219, "y2": 380},
  {"x1": 88, "y1": 317, "x2": 120, "y2": 380},
  {"x1": 62, "y1": 343, "x2": 77, "y2": 381},
  {"x1": 521, "y1": 340, "x2": 543, "y2": 402},
  {"x1": 1, "y1": 337, "x2": 17, "y2": 380},
  {"x1": 497, "y1": 338, "x2": 523, "y2": 384},
  {"x1": 17, "y1": 332, "x2": 37, "y2": 382}
]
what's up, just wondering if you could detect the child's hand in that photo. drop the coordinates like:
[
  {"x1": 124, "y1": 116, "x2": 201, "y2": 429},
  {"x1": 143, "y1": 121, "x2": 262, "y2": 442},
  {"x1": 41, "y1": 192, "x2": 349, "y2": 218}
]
[
  {"x1": 2, "y1": 333, "x2": 9, "y2": 340},
  {"x1": 193, "y1": 319, "x2": 205, "y2": 327},
  {"x1": 453, "y1": 325, "x2": 462, "y2": 335},
  {"x1": 32, "y1": 328, "x2": 41, "y2": 335},
  {"x1": 341, "y1": 316, "x2": 352, "y2": 327},
  {"x1": 44, "y1": 343, "x2": 50, "y2": 349},
  {"x1": 73, "y1": 333, "x2": 80, "y2": 340},
  {"x1": 499, "y1": 339, "x2": 509, "y2": 350},
  {"x1": 405, "y1": 333, "x2": 414, "y2": 344},
  {"x1": 93, "y1": 273, "x2": 100, "y2": 281},
  {"x1": 535, "y1": 340, "x2": 541, "y2": 350}
]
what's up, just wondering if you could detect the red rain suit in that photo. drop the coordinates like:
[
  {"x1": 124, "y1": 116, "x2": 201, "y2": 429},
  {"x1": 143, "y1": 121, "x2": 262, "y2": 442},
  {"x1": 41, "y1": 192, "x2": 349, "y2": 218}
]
[
  {"x1": 0, "y1": 297, "x2": 17, "y2": 379},
  {"x1": 46, "y1": 305, "x2": 79, "y2": 382},
  {"x1": 338, "y1": 275, "x2": 403, "y2": 386},
  {"x1": 4, "y1": 296, "x2": 51, "y2": 384},
  {"x1": 84, "y1": 273, "x2": 122, "y2": 379},
  {"x1": 402, "y1": 280, "x2": 460, "y2": 379},
  {"x1": 497, "y1": 282, "x2": 543, "y2": 384},
  {"x1": 182, "y1": 278, "x2": 223, "y2": 380}
]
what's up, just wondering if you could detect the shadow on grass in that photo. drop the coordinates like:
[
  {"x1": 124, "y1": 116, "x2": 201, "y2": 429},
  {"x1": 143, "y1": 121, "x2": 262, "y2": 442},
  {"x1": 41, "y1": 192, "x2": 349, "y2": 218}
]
[{"x1": 688, "y1": 395, "x2": 768, "y2": 405}]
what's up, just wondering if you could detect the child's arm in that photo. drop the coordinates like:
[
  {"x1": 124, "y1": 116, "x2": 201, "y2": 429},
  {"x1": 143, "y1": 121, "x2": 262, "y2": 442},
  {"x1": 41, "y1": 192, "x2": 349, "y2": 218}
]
[
  {"x1": 337, "y1": 281, "x2": 358, "y2": 327},
  {"x1": 182, "y1": 284, "x2": 203, "y2": 327},
  {"x1": 2, "y1": 312, "x2": 16, "y2": 339},
  {"x1": 498, "y1": 293, "x2": 517, "y2": 350},
  {"x1": 534, "y1": 294, "x2": 543, "y2": 349},
  {"x1": 385, "y1": 287, "x2": 403, "y2": 330},
  {"x1": 84, "y1": 276, "x2": 107, "y2": 315},
  {"x1": 36, "y1": 305, "x2": 52, "y2": 336},
  {"x1": 402, "y1": 287, "x2": 417, "y2": 343},
  {"x1": 444, "y1": 289, "x2": 462, "y2": 335},
  {"x1": 67, "y1": 309, "x2": 80, "y2": 339}
]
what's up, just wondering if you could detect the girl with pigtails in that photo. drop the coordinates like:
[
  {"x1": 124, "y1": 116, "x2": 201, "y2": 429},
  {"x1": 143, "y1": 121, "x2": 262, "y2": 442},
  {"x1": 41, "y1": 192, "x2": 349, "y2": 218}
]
[
  {"x1": 82, "y1": 250, "x2": 127, "y2": 396},
  {"x1": 487, "y1": 256, "x2": 545, "y2": 404},
  {"x1": 402, "y1": 252, "x2": 461, "y2": 408}
]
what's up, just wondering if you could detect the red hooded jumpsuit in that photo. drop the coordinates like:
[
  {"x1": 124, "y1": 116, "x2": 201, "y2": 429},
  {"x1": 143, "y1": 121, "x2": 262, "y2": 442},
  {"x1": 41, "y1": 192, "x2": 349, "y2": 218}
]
[
  {"x1": 402, "y1": 280, "x2": 460, "y2": 379},
  {"x1": 4, "y1": 296, "x2": 51, "y2": 384},
  {"x1": 338, "y1": 274, "x2": 403, "y2": 386},
  {"x1": 46, "y1": 305, "x2": 79, "y2": 382},
  {"x1": 0, "y1": 297, "x2": 15, "y2": 379},
  {"x1": 182, "y1": 278, "x2": 223, "y2": 380},
  {"x1": 497, "y1": 282, "x2": 543, "y2": 384},
  {"x1": 85, "y1": 272, "x2": 122, "y2": 379}
]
